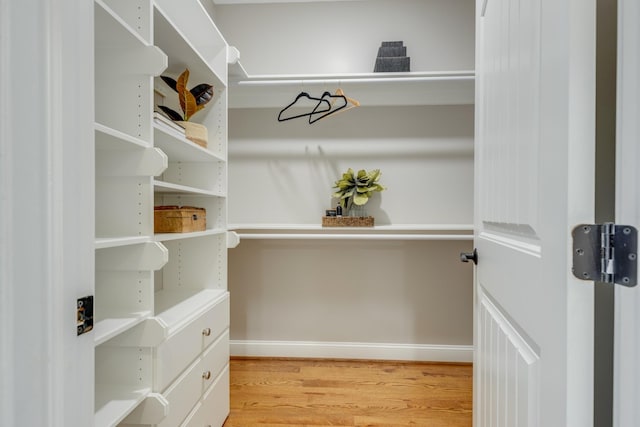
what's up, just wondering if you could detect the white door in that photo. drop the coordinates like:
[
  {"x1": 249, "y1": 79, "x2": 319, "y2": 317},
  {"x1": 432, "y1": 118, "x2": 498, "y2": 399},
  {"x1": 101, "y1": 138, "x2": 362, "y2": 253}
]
[
  {"x1": 474, "y1": 0, "x2": 596, "y2": 425},
  {"x1": 614, "y1": 0, "x2": 640, "y2": 424},
  {"x1": 0, "y1": 1, "x2": 94, "y2": 426}
]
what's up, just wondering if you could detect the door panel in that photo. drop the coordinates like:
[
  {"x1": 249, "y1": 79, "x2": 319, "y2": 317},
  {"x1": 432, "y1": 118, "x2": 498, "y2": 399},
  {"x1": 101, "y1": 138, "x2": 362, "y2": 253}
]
[
  {"x1": 614, "y1": 0, "x2": 640, "y2": 424},
  {"x1": 474, "y1": 0, "x2": 596, "y2": 425},
  {"x1": 478, "y1": 293, "x2": 539, "y2": 426},
  {"x1": 478, "y1": 0, "x2": 540, "y2": 233}
]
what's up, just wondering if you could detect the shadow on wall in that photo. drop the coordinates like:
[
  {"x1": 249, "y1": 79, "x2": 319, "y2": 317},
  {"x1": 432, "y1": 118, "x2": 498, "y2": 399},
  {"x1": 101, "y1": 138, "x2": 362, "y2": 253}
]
[
  {"x1": 261, "y1": 148, "x2": 392, "y2": 225},
  {"x1": 229, "y1": 105, "x2": 475, "y2": 154},
  {"x1": 228, "y1": 239, "x2": 474, "y2": 345},
  {"x1": 227, "y1": 105, "x2": 474, "y2": 225}
]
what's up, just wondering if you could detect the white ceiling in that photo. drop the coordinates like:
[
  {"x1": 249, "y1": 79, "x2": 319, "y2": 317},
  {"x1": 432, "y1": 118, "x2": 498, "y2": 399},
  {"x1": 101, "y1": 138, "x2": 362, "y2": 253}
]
[{"x1": 212, "y1": 0, "x2": 367, "y2": 4}]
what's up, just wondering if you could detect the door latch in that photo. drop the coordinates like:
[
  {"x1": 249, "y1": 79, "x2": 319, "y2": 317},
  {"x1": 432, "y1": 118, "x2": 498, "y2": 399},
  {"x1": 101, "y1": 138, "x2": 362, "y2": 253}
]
[
  {"x1": 572, "y1": 223, "x2": 637, "y2": 287},
  {"x1": 460, "y1": 248, "x2": 478, "y2": 265},
  {"x1": 77, "y1": 295, "x2": 94, "y2": 335}
]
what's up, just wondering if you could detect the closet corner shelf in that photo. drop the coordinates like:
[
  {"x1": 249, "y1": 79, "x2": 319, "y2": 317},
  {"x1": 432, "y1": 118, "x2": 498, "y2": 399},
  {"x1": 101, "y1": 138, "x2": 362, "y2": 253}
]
[
  {"x1": 229, "y1": 223, "x2": 474, "y2": 241},
  {"x1": 95, "y1": 235, "x2": 152, "y2": 250},
  {"x1": 95, "y1": 0, "x2": 151, "y2": 49},
  {"x1": 154, "y1": 0, "x2": 228, "y2": 88},
  {"x1": 95, "y1": 122, "x2": 150, "y2": 151},
  {"x1": 229, "y1": 69, "x2": 475, "y2": 108},
  {"x1": 94, "y1": 311, "x2": 153, "y2": 346},
  {"x1": 95, "y1": 386, "x2": 151, "y2": 427},
  {"x1": 153, "y1": 179, "x2": 225, "y2": 197},
  {"x1": 153, "y1": 122, "x2": 225, "y2": 162}
]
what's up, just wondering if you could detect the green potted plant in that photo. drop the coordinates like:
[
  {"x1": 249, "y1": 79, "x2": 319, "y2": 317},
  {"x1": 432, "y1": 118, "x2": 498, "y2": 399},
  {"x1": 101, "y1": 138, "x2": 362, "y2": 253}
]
[
  {"x1": 158, "y1": 69, "x2": 213, "y2": 147},
  {"x1": 332, "y1": 168, "x2": 385, "y2": 216}
]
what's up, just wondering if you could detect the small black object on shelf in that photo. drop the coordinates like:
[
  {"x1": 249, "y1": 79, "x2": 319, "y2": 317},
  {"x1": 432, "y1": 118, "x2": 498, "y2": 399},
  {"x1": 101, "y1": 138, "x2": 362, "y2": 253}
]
[{"x1": 374, "y1": 41, "x2": 410, "y2": 72}]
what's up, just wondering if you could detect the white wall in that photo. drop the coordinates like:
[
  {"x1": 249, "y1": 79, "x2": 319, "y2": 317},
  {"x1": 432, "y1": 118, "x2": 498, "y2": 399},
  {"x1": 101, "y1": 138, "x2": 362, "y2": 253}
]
[
  {"x1": 228, "y1": 105, "x2": 474, "y2": 225},
  {"x1": 227, "y1": 105, "x2": 474, "y2": 358},
  {"x1": 215, "y1": 0, "x2": 475, "y2": 75},
  {"x1": 230, "y1": 239, "x2": 473, "y2": 343}
]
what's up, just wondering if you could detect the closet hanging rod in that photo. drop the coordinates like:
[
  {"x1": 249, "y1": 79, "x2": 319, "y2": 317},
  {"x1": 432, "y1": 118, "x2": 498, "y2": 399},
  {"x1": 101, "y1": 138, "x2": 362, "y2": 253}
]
[
  {"x1": 237, "y1": 233, "x2": 473, "y2": 241},
  {"x1": 229, "y1": 224, "x2": 475, "y2": 231},
  {"x1": 235, "y1": 75, "x2": 475, "y2": 87}
]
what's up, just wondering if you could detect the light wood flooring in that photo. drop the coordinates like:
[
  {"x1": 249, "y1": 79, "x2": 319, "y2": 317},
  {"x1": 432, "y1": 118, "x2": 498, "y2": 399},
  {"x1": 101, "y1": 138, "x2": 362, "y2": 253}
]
[{"x1": 222, "y1": 358, "x2": 473, "y2": 427}]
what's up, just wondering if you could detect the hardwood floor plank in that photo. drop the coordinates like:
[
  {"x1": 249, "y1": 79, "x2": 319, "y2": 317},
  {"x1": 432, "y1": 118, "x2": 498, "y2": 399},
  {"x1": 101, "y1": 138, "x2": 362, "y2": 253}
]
[{"x1": 223, "y1": 358, "x2": 472, "y2": 427}]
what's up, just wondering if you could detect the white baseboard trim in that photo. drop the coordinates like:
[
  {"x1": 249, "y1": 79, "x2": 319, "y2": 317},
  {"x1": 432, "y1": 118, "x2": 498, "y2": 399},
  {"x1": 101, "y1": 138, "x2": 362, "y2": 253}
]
[{"x1": 230, "y1": 340, "x2": 473, "y2": 363}]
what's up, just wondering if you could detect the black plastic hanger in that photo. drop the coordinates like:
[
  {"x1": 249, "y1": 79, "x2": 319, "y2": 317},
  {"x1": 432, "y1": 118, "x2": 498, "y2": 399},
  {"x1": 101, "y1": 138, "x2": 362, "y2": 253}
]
[
  {"x1": 277, "y1": 92, "x2": 331, "y2": 122},
  {"x1": 308, "y1": 91, "x2": 347, "y2": 124}
]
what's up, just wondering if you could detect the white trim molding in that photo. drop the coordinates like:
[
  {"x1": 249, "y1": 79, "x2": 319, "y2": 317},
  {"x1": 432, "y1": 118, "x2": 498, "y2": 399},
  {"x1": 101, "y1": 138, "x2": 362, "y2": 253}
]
[{"x1": 230, "y1": 340, "x2": 473, "y2": 363}]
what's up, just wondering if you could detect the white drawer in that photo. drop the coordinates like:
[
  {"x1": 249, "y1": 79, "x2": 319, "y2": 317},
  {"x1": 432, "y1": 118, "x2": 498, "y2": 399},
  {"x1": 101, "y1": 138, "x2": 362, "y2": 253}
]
[
  {"x1": 155, "y1": 294, "x2": 229, "y2": 391},
  {"x1": 181, "y1": 365, "x2": 230, "y2": 427},
  {"x1": 158, "y1": 330, "x2": 229, "y2": 427},
  {"x1": 200, "y1": 330, "x2": 229, "y2": 394}
]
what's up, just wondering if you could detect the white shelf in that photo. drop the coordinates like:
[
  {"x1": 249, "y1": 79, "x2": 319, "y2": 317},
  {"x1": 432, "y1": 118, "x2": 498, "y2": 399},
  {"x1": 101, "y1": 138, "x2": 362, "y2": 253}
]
[
  {"x1": 154, "y1": 179, "x2": 225, "y2": 197},
  {"x1": 153, "y1": 122, "x2": 225, "y2": 162},
  {"x1": 229, "y1": 223, "x2": 474, "y2": 232},
  {"x1": 155, "y1": 228, "x2": 227, "y2": 242},
  {"x1": 100, "y1": 0, "x2": 152, "y2": 44},
  {"x1": 234, "y1": 70, "x2": 474, "y2": 83},
  {"x1": 95, "y1": 385, "x2": 150, "y2": 427},
  {"x1": 95, "y1": 123, "x2": 150, "y2": 150},
  {"x1": 228, "y1": 60, "x2": 248, "y2": 80},
  {"x1": 94, "y1": 311, "x2": 152, "y2": 346},
  {"x1": 154, "y1": 289, "x2": 228, "y2": 333},
  {"x1": 230, "y1": 223, "x2": 473, "y2": 241},
  {"x1": 96, "y1": 241, "x2": 168, "y2": 271},
  {"x1": 229, "y1": 70, "x2": 475, "y2": 108},
  {"x1": 154, "y1": 0, "x2": 227, "y2": 89},
  {"x1": 95, "y1": 236, "x2": 151, "y2": 249},
  {"x1": 95, "y1": 0, "x2": 149, "y2": 49},
  {"x1": 238, "y1": 233, "x2": 473, "y2": 241}
]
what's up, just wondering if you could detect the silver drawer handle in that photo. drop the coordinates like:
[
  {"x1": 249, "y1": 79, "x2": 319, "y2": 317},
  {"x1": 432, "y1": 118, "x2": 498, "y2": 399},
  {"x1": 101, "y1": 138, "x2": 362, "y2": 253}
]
[
  {"x1": 202, "y1": 328, "x2": 211, "y2": 336},
  {"x1": 202, "y1": 371, "x2": 211, "y2": 380}
]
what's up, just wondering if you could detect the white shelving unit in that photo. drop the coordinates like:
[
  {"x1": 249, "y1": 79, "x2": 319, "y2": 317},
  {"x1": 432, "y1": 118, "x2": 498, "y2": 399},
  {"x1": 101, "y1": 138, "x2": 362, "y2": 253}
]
[{"x1": 94, "y1": 0, "x2": 230, "y2": 425}]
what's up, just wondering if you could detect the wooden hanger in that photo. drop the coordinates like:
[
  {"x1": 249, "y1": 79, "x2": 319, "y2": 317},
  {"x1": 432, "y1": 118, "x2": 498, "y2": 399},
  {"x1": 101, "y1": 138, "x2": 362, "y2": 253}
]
[
  {"x1": 308, "y1": 91, "x2": 347, "y2": 124},
  {"x1": 311, "y1": 88, "x2": 360, "y2": 123},
  {"x1": 335, "y1": 88, "x2": 360, "y2": 110}
]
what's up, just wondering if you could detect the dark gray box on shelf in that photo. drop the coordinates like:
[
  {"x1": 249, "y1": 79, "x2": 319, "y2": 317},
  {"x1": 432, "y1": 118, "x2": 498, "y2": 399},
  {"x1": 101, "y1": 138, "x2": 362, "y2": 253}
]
[
  {"x1": 374, "y1": 40, "x2": 410, "y2": 72},
  {"x1": 374, "y1": 57, "x2": 410, "y2": 72},
  {"x1": 377, "y1": 46, "x2": 407, "y2": 57}
]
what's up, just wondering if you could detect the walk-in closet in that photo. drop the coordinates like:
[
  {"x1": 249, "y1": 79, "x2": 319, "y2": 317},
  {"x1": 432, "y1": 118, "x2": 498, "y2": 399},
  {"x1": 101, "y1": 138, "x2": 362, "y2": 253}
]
[
  {"x1": 218, "y1": 0, "x2": 475, "y2": 363},
  {"x1": 4, "y1": 0, "x2": 476, "y2": 424},
  {"x1": 7, "y1": 0, "x2": 640, "y2": 426}
]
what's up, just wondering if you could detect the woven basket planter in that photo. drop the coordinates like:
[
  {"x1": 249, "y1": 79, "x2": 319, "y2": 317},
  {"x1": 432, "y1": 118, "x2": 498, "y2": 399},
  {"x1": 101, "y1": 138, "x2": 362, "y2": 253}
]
[{"x1": 322, "y1": 216, "x2": 374, "y2": 227}]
